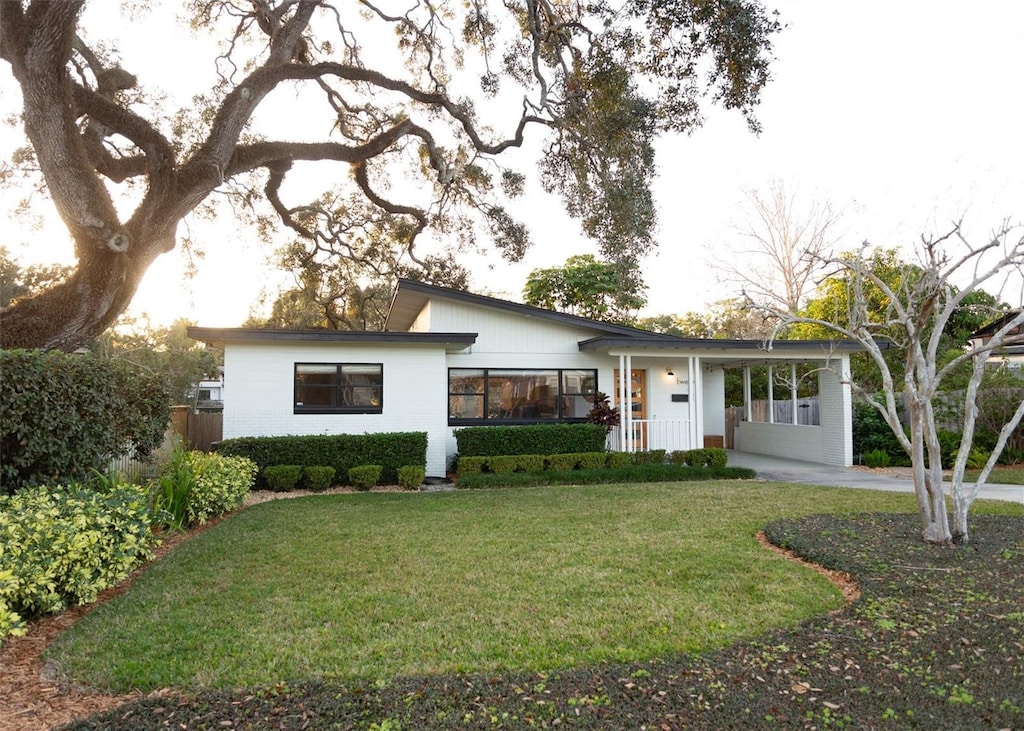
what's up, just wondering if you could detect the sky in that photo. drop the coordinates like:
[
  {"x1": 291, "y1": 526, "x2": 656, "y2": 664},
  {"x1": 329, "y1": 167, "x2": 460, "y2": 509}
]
[{"x1": 2, "y1": 1, "x2": 1022, "y2": 328}]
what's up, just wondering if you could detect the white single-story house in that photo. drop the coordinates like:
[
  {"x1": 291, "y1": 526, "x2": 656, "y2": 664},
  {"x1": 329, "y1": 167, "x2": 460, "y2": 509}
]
[
  {"x1": 188, "y1": 279, "x2": 864, "y2": 477},
  {"x1": 968, "y1": 309, "x2": 1024, "y2": 373}
]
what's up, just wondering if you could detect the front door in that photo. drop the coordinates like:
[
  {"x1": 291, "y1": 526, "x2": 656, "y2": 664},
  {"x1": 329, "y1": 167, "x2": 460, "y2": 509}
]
[{"x1": 615, "y1": 369, "x2": 647, "y2": 449}]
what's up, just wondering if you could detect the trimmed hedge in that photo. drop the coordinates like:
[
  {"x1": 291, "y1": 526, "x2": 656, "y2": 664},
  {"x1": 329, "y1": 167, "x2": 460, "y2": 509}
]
[
  {"x1": 456, "y1": 464, "x2": 755, "y2": 489},
  {"x1": 263, "y1": 465, "x2": 304, "y2": 492},
  {"x1": 349, "y1": 464, "x2": 383, "y2": 490},
  {"x1": 0, "y1": 349, "x2": 171, "y2": 494},
  {"x1": 217, "y1": 432, "x2": 427, "y2": 486},
  {"x1": 303, "y1": 466, "x2": 336, "y2": 491},
  {"x1": 0, "y1": 484, "x2": 158, "y2": 640},
  {"x1": 455, "y1": 423, "x2": 606, "y2": 457},
  {"x1": 396, "y1": 466, "x2": 425, "y2": 490},
  {"x1": 456, "y1": 449, "x2": 729, "y2": 476}
]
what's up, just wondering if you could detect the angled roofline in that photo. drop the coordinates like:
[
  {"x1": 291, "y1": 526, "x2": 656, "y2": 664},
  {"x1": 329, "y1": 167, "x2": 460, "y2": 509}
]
[
  {"x1": 187, "y1": 326, "x2": 477, "y2": 349},
  {"x1": 385, "y1": 278, "x2": 682, "y2": 338},
  {"x1": 969, "y1": 308, "x2": 1024, "y2": 340}
]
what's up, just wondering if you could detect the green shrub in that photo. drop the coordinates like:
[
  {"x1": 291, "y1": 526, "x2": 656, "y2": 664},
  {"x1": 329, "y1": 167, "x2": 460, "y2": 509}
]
[
  {"x1": 457, "y1": 464, "x2": 756, "y2": 489},
  {"x1": 455, "y1": 423, "x2": 606, "y2": 457},
  {"x1": 456, "y1": 456, "x2": 488, "y2": 475},
  {"x1": 668, "y1": 450, "x2": 688, "y2": 465},
  {"x1": 681, "y1": 448, "x2": 728, "y2": 468},
  {"x1": 577, "y1": 452, "x2": 608, "y2": 469},
  {"x1": 487, "y1": 455, "x2": 518, "y2": 474},
  {"x1": 546, "y1": 453, "x2": 581, "y2": 471},
  {"x1": 852, "y1": 400, "x2": 905, "y2": 465},
  {"x1": 863, "y1": 449, "x2": 891, "y2": 468},
  {"x1": 263, "y1": 465, "x2": 304, "y2": 492},
  {"x1": 397, "y1": 466, "x2": 425, "y2": 490},
  {"x1": 185, "y1": 452, "x2": 256, "y2": 525},
  {"x1": 606, "y1": 452, "x2": 632, "y2": 468},
  {"x1": 349, "y1": 464, "x2": 383, "y2": 490},
  {"x1": 516, "y1": 454, "x2": 546, "y2": 473},
  {"x1": 966, "y1": 448, "x2": 991, "y2": 470},
  {"x1": 303, "y1": 466, "x2": 336, "y2": 491},
  {"x1": 218, "y1": 432, "x2": 426, "y2": 486},
  {"x1": 0, "y1": 349, "x2": 171, "y2": 494},
  {"x1": 0, "y1": 483, "x2": 158, "y2": 640}
]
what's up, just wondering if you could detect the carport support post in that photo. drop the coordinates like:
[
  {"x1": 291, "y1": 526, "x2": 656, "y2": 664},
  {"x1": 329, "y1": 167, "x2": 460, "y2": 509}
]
[
  {"x1": 791, "y1": 364, "x2": 798, "y2": 425},
  {"x1": 743, "y1": 366, "x2": 752, "y2": 421},
  {"x1": 767, "y1": 365, "x2": 774, "y2": 424}
]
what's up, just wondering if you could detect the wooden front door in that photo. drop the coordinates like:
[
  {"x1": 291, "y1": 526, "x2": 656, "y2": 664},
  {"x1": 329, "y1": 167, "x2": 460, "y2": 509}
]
[{"x1": 615, "y1": 369, "x2": 647, "y2": 449}]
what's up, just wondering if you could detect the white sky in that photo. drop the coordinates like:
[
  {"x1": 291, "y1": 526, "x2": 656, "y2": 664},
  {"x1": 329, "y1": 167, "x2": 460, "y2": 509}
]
[{"x1": 2, "y1": 1, "x2": 1022, "y2": 327}]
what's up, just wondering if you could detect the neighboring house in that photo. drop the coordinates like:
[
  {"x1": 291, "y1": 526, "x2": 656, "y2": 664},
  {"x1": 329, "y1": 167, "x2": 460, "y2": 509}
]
[
  {"x1": 968, "y1": 309, "x2": 1024, "y2": 373},
  {"x1": 187, "y1": 371, "x2": 225, "y2": 411},
  {"x1": 188, "y1": 279, "x2": 864, "y2": 477}
]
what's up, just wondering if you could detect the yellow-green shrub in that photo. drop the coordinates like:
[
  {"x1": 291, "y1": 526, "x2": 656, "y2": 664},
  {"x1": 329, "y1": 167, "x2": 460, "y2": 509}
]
[
  {"x1": 185, "y1": 452, "x2": 257, "y2": 525},
  {"x1": 396, "y1": 465, "x2": 425, "y2": 490},
  {"x1": 0, "y1": 484, "x2": 157, "y2": 641}
]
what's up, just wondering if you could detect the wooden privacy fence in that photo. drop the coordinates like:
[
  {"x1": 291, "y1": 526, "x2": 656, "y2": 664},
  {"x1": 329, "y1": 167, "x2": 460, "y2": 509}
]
[{"x1": 170, "y1": 406, "x2": 223, "y2": 452}]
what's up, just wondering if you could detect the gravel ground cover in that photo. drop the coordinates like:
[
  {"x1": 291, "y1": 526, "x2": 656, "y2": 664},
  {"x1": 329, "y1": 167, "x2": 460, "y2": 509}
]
[{"x1": 60, "y1": 512, "x2": 1023, "y2": 730}]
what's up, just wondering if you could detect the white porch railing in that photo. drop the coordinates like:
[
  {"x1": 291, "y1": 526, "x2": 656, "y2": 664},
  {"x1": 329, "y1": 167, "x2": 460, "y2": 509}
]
[{"x1": 608, "y1": 419, "x2": 693, "y2": 453}]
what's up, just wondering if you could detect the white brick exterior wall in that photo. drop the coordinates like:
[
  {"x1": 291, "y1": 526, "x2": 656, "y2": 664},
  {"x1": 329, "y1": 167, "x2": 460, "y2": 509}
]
[{"x1": 223, "y1": 341, "x2": 450, "y2": 476}]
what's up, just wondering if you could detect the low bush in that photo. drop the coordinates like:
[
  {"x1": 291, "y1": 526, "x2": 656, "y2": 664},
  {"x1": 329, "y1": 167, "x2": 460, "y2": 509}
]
[
  {"x1": 455, "y1": 456, "x2": 487, "y2": 475},
  {"x1": 396, "y1": 466, "x2": 425, "y2": 490},
  {"x1": 681, "y1": 448, "x2": 728, "y2": 468},
  {"x1": 218, "y1": 432, "x2": 426, "y2": 486},
  {"x1": 577, "y1": 452, "x2": 607, "y2": 469},
  {"x1": 0, "y1": 483, "x2": 157, "y2": 641},
  {"x1": 631, "y1": 449, "x2": 667, "y2": 464},
  {"x1": 516, "y1": 454, "x2": 546, "y2": 472},
  {"x1": 349, "y1": 465, "x2": 383, "y2": 490},
  {"x1": 486, "y1": 455, "x2": 518, "y2": 474},
  {"x1": 545, "y1": 453, "x2": 581, "y2": 471},
  {"x1": 457, "y1": 464, "x2": 756, "y2": 489},
  {"x1": 185, "y1": 452, "x2": 256, "y2": 525},
  {"x1": 455, "y1": 423, "x2": 606, "y2": 457},
  {"x1": 606, "y1": 452, "x2": 632, "y2": 468},
  {"x1": 263, "y1": 465, "x2": 304, "y2": 492},
  {"x1": 863, "y1": 448, "x2": 891, "y2": 468},
  {"x1": 303, "y1": 466, "x2": 336, "y2": 491}
]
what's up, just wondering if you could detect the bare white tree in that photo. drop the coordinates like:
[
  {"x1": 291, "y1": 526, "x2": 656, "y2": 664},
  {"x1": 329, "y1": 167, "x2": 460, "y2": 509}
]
[
  {"x1": 765, "y1": 221, "x2": 1024, "y2": 545},
  {"x1": 714, "y1": 179, "x2": 841, "y2": 314}
]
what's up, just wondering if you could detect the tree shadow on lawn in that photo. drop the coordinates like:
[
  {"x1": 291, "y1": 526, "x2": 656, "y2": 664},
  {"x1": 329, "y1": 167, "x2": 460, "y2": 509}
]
[{"x1": 61, "y1": 513, "x2": 1024, "y2": 730}]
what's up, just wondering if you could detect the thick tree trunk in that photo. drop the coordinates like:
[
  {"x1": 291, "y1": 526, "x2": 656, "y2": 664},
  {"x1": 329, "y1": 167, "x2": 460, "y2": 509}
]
[{"x1": 0, "y1": 237, "x2": 168, "y2": 352}]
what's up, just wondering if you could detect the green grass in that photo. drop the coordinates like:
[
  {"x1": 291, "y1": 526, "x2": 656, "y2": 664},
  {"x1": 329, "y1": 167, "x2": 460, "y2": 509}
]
[
  {"x1": 963, "y1": 465, "x2": 1024, "y2": 484},
  {"x1": 47, "y1": 482, "x2": 954, "y2": 693}
]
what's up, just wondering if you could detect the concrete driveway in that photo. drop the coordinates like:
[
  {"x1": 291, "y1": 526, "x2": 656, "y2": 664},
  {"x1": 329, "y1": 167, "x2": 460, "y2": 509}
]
[{"x1": 726, "y1": 450, "x2": 1024, "y2": 505}]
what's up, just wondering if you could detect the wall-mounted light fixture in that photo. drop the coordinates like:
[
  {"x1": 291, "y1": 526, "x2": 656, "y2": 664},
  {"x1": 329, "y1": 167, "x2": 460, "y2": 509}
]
[{"x1": 665, "y1": 367, "x2": 675, "y2": 377}]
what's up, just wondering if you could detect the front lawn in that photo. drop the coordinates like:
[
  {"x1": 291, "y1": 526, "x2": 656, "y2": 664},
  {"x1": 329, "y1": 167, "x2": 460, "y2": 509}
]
[{"x1": 44, "y1": 482, "x2": 936, "y2": 693}]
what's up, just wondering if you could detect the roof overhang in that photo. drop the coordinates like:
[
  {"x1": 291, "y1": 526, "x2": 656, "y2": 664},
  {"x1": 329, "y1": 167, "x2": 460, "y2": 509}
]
[
  {"x1": 187, "y1": 327, "x2": 477, "y2": 353},
  {"x1": 578, "y1": 335, "x2": 875, "y2": 366}
]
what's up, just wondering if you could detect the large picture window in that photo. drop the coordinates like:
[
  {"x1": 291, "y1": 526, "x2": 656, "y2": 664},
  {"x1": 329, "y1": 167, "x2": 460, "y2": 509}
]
[
  {"x1": 294, "y1": 363, "x2": 383, "y2": 414},
  {"x1": 448, "y1": 368, "x2": 597, "y2": 424}
]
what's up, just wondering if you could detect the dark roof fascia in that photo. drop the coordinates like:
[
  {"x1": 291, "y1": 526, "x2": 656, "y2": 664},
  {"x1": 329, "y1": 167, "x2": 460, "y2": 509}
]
[
  {"x1": 577, "y1": 335, "x2": 872, "y2": 353},
  {"x1": 969, "y1": 309, "x2": 1024, "y2": 339},
  {"x1": 187, "y1": 327, "x2": 477, "y2": 347},
  {"x1": 386, "y1": 278, "x2": 678, "y2": 338}
]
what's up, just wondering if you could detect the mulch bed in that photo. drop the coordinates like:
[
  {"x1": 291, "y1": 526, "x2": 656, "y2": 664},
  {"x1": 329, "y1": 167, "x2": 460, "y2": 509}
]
[{"x1": 6, "y1": 508, "x2": 1022, "y2": 729}]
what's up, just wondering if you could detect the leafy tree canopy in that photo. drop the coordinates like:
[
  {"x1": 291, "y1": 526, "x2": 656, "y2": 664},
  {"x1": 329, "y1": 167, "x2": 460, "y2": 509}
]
[
  {"x1": 523, "y1": 254, "x2": 647, "y2": 324},
  {"x1": 90, "y1": 317, "x2": 221, "y2": 406},
  {"x1": 0, "y1": 0, "x2": 780, "y2": 351}
]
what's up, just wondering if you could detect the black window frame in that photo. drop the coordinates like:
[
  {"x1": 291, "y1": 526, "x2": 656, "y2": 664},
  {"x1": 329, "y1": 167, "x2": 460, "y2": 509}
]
[
  {"x1": 294, "y1": 362, "x2": 383, "y2": 415},
  {"x1": 447, "y1": 367, "x2": 597, "y2": 426}
]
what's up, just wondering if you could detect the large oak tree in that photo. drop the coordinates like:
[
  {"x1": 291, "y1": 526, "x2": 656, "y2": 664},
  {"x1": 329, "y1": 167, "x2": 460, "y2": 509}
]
[{"x1": 0, "y1": 0, "x2": 779, "y2": 351}]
